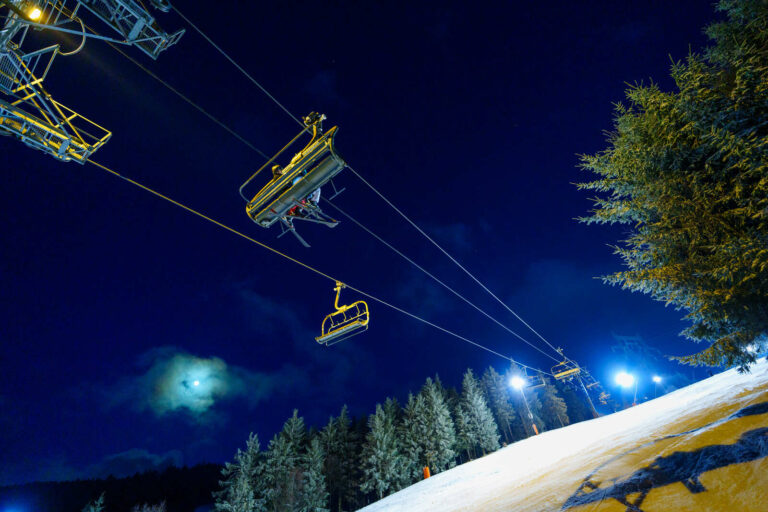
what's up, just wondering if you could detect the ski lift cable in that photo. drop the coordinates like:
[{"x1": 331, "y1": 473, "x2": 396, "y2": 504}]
[
  {"x1": 165, "y1": 6, "x2": 568, "y2": 363},
  {"x1": 82, "y1": 22, "x2": 270, "y2": 161},
  {"x1": 86, "y1": 158, "x2": 552, "y2": 375},
  {"x1": 170, "y1": 4, "x2": 304, "y2": 128},
  {"x1": 346, "y1": 164, "x2": 566, "y2": 360},
  {"x1": 91, "y1": 25, "x2": 558, "y2": 364},
  {"x1": 323, "y1": 197, "x2": 561, "y2": 364},
  {"x1": 97, "y1": 7, "x2": 571, "y2": 365}
]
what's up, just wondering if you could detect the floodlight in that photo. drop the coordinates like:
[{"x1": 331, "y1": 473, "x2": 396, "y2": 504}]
[
  {"x1": 509, "y1": 376, "x2": 526, "y2": 390},
  {"x1": 28, "y1": 7, "x2": 42, "y2": 20},
  {"x1": 193, "y1": 380, "x2": 200, "y2": 387},
  {"x1": 615, "y1": 371, "x2": 635, "y2": 388},
  {"x1": 652, "y1": 375, "x2": 662, "y2": 383}
]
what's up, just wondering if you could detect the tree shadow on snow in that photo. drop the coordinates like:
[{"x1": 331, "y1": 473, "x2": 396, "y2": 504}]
[{"x1": 562, "y1": 402, "x2": 768, "y2": 512}]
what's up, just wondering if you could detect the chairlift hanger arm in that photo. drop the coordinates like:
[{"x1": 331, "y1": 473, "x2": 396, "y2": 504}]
[{"x1": 238, "y1": 122, "x2": 313, "y2": 201}]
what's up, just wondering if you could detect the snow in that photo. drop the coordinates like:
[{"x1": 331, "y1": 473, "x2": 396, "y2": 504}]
[{"x1": 360, "y1": 358, "x2": 768, "y2": 512}]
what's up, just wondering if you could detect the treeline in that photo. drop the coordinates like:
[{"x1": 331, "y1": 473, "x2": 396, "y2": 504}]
[
  {"x1": 0, "y1": 464, "x2": 221, "y2": 512},
  {"x1": 215, "y1": 364, "x2": 595, "y2": 511}
]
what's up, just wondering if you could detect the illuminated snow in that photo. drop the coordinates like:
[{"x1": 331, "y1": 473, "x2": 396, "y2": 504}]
[{"x1": 360, "y1": 358, "x2": 768, "y2": 512}]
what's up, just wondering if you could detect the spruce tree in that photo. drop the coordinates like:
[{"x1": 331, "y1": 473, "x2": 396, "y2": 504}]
[
  {"x1": 537, "y1": 380, "x2": 570, "y2": 429},
  {"x1": 319, "y1": 406, "x2": 356, "y2": 512},
  {"x1": 81, "y1": 493, "x2": 106, "y2": 512},
  {"x1": 300, "y1": 438, "x2": 329, "y2": 512},
  {"x1": 264, "y1": 411, "x2": 307, "y2": 512},
  {"x1": 360, "y1": 401, "x2": 407, "y2": 499},
  {"x1": 458, "y1": 369, "x2": 500, "y2": 455},
  {"x1": 412, "y1": 378, "x2": 457, "y2": 474},
  {"x1": 481, "y1": 366, "x2": 519, "y2": 444},
  {"x1": 401, "y1": 391, "x2": 428, "y2": 482},
  {"x1": 578, "y1": 0, "x2": 768, "y2": 370},
  {"x1": 214, "y1": 433, "x2": 265, "y2": 512}
]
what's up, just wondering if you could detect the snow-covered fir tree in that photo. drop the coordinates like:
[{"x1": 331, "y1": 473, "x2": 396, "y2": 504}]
[
  {"x1": 320, "y1": 405, "x2": 356, "y2": 512},
  {"x1": 300, "y1": 438, "x2": 329, "y2": 512},
  {"x1": 481, "y1": 366, "x2": 519, "y2": 444},
  {"x1": 81, "y1": 492, "x2": 105, "y2": 512},
  {"x1": 458, "y1": 369, "x2": 500, "y2": 456},
  {"x1": 214, "y1": 432, "x2": 265, "y2": 512},
  {"x1": 402, "y1": 378, "x2": 457, "y2": 476},
  {"x1": 401, "y1": 391, "x2": 428, "y2": 482},
  {"x1": 264, "y1": 410, "x2": 307, "y2": 512},
  {"x1": 537, "y1": 378, "x2": 569, "y2": 428},
  {"x1": 360, "y1": 400, "x2": 407, "y2": 499}
]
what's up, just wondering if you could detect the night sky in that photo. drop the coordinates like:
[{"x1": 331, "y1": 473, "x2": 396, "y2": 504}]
[{"x1": 1, "y1": 0, "x2": 720, "y2": 486}]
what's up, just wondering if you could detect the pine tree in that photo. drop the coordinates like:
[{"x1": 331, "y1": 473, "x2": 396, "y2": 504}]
[
  {"x1": 214, "y1": 433, "x2": 265, "y2": 512},
  {"x1": 537, "y1": 380, "x2": 569, "y2": 429},
  {"x1": 578, "y1": 0, "x2": 768, "y2": 370},
  {"x1": 264, "y1": 411, "x2": 307, "y2": 512},
  {"x1": 402, "y1": 378, "x2": 457, "y2": 476},
  {"x1": 300, "y1": 438, "x2": 329, "y2": 512},
  {"x1": 557, "y1": 382, "x2": 593, "y2": 424},
  {"x1": 481, "y1": 366, "x2": 519, "y2": 444},
  {"x1": 81, "y1": 492, "x2": 105, "y2": 512},
  {"x1": 319, "y1": 405, "x2": 356, "y2": 512},
  {"x1": 401, "y1": 391, "x2": 428, "y2": 482},
  {"x1": 458, "y1": 369, "x2": 500, "y2": 455},
  {"x1": 360, "y1": 401, "x2": 407, "y2": 499}
]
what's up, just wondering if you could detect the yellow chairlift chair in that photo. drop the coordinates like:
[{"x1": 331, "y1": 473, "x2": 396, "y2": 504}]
[{"x1": 316, "y1": 281, "x2": 369, "y2": 346}]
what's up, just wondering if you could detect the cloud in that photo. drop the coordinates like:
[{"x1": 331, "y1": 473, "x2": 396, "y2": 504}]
[
  {"x1": 86, "y1": 448, "x2": 183, "y2": 479},
  {"x1": 107, "y1": 347, "x2": 283, "y2": 420}
]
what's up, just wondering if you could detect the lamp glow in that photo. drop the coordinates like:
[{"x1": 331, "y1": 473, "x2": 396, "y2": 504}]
[
  {"x1": 615, "y1": 371, "x2": 635, "y2": 388},
  {"x1": 509, "y1": 376, "x2": 526, "y2": 390},
  {"x1": 193, "y1": 380, "x2": 200, "y2": 387},
  {"x1": 29, "y1": 7, "x2": 42, "y2": 20},
  {"x1": 652, "y1": 375, "x2": 662, "y2": 383}
]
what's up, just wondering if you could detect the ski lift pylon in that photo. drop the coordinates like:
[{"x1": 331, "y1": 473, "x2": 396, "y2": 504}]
[{"x1": 316, "y1": 281, "x2": 369, "y2": 346}]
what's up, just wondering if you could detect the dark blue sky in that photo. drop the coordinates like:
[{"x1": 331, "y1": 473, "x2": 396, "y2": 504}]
[{"x1": 1, "y1": 0, "x2": 719, "y2": 486}]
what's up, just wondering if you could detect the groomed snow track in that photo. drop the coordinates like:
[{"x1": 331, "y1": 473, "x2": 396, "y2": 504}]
[{"x1": 361, "y1": 358, "x2": 768, "y2": 512}]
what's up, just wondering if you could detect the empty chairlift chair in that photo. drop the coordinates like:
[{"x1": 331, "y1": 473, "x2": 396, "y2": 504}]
[
  {"x1": 316, "y1": 282, "x2": 369, "y2": 346},
  {"x1": 551, "y1": 358, "x2": 581, "y2": 381}
]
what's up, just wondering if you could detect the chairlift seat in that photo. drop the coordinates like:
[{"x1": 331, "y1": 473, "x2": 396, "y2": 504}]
[
  {"x1": 316, "y1": 301, "x2": 369, "y2": 346},
  {"x1": 246, "y1": 126, "x2": 345, "y2": 228},
  {"x1": 551, "y1": 360, "x2": 581, "y2": 381}
]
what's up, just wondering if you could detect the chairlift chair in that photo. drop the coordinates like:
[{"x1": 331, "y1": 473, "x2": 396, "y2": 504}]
[
  {"x1": 599, "y1": 391, "x2": 611, "y2": 405},
  {"x1": 242, "y1": 112, "x2": 346, "y2": 247},
  {"x1": 316, "y1": 281, "x2": 369, "y2": 346},
  {"x1": 525, "y1": 370, "x2": 546, "y2": 389},
  {"x1": 551, "y1": 358, "x2": 581, "y2": 381}
]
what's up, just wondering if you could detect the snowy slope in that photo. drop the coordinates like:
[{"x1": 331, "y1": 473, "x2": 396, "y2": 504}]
[{"x1": 360, "y1": 358, "x2": 768, "y2": 512}]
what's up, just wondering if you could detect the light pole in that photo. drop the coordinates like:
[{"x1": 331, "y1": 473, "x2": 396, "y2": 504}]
[
  {"x1": 615, "y1": 371, "x2": 637, "y2": 406},
  {"x1": 652, "y1": 375, "x2": 661, "y2": 398},
  {"x1": 510, "y1": 376, "x2": 539, "y2": 435}
]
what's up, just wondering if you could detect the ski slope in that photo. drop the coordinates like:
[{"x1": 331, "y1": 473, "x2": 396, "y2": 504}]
[{"x1": 360, "y1": 358, "x2": 768, "y2": 512}]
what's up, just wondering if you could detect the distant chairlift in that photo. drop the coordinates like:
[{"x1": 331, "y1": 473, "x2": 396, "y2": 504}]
[
  {"x1": 525, "y1": 369, "x2": 546, "y2": 389},
  {"x1": 316, "y1": 281, "x2": 369, "y2": 346},
  {"x1": 551, "y1": 358, "x2": 581, "y2": 381},
  {"x1": 241, "y1": 112, "x2": 346, "y2": 247}
]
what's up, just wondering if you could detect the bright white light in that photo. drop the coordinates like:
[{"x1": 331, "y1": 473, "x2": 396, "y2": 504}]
[
  {"x1": 29, "y1": 7, "x2": 42, "y2": 20},
  {"x1": 652, "y1": 375, "x2": 662, "y2": 383},
  {"x1": 193, "y1": 380, "x2": 200, "y2": 387},
  {"x1": 615, "y1": 371, "x2": 635, "y2": 388},
  {"x1": 509, "y1": 376, "x2": 526, "y2": 390},
  {"x1": 746, "y1": 344, "x2": 758, "y2": 354}
]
